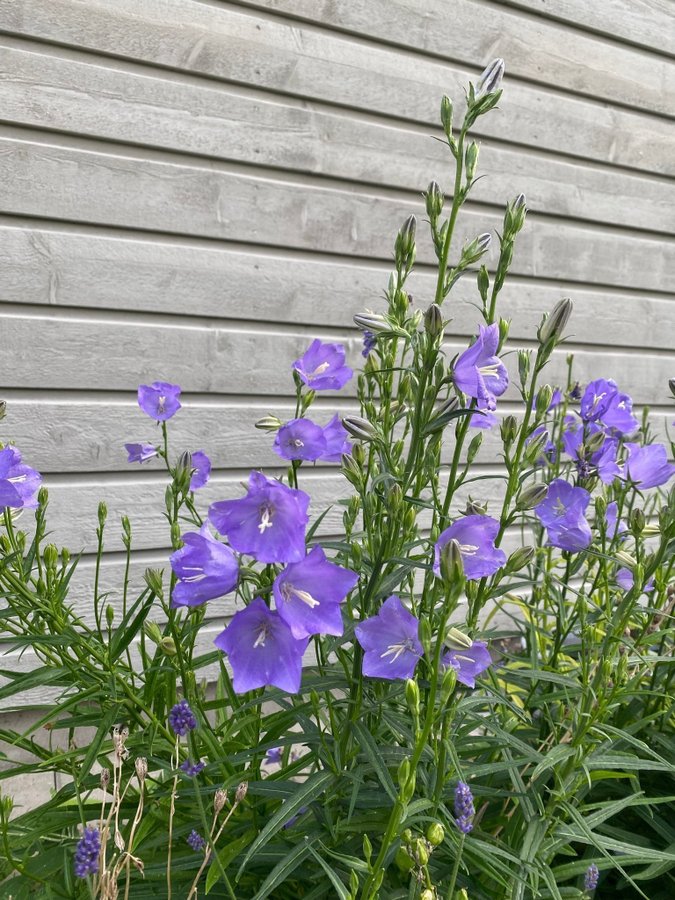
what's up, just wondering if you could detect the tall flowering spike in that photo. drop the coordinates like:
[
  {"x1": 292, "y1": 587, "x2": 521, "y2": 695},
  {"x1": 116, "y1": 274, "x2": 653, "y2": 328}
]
[
  {"x1": 624, "y1": 442, "x2": 675, "y2": 489},
  {"x1": 355, "y1": 596, "x2": 423, "y2": 681},
  {"x1": 535, "y1": 478, "x2": 592, "y2": 552},
  {"x1": 0, "y1": 447, "x2": 42, "y2": 511},
  {"x1": 214, "y1": 597, "x2": 308, "y2": 694},
  {"x1": 453, "y1": 324, "x2": 508, "y2": 410},
  {"x1": 137, "y1": 381, "x2": 182, "y2": 421},
  {"x1": 273, "y1": 418, "x2": 327, "y2": 462},
  {"x1": 434, "y1": 515, "x2": 506, "y2": 581},
  {"x1": 443, "y1": 640, "x2": 492, "y2": 689},
  {"x1": 320, "y1": 414, "x2": 352, "y2": 462},
  {"x1": 124, "y1": 442, "x2": 159, "y2": 464},
  {"x1": 273, "y1": 545, "x2": 358, "y2": 639},
  {"x1": 74, "y1": 827, "x2": 101, "y2": 878},
  {"x1": 454, "y1": 782, "x2": 475, "y2": 834},
  {"x1": 292, "y1": 339, "x2": 353, "y2": 391},
  {"x1": 580, "y1": 379, "x2": 638, "y2": 435},
  {"x1": 170, "y1": 527, "x2": 238, "y2": 608},
  {"x1": 562, "y1": 421, "x2": 620, "y2": 484},
  {"x1": 209, "y1": 471, "x2": 310, "y2": 564},
  {"x1": 584, "y1": 863, "x2": 599, "y2": 892},
  {"x1": 168, "y1": 699, "x2": 197, "y2": 736},
  {"x1": 189, "y1": 450, "x2": 211, "y2": 490}
]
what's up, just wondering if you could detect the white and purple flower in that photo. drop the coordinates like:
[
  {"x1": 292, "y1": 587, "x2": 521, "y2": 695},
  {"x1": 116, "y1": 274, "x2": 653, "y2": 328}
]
[
  {"x1": 535, "y1": 478, "x2": 592, "y2": 552},
  {"x1": 170, "y1": 527, "x2": 238, "y2": 608},
  {"x1": 355, "y1": 596, "x2": 423, "y2": 681},
  {"x1": 0, "y1": 446, "x2": 42, "y2": 511},
  {"x1": 293, "y1": 339, "x2": 353, "y2": 392},
  {"x1": 434, "y1": 515, "x2": 506, "y2": 581},
  {"x1": 137, "y1": 381, "x2": 182, "y2": 421}
]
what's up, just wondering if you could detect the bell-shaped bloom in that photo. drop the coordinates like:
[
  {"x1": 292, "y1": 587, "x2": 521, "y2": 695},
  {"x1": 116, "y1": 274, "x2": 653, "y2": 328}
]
[
  {"x1": 605, "y1": 501, "x2": 627, "y2": 540},
  {"x1": 443, "y1": 640, "x2": 491, "y2": 688},
  {"x1": 170, "y1": 527, "x2": 238, "y2": 608},
  {"x1": 320, "y1": 414, "x2": 352, "y2": 462},
  {"x1": 137, "y1": 381, "x2": 182, "y2": 421},
  {"x1": 273, "y1": 418, "x2": 327, "y2": 462},
  {"x1": 292, "y1": 339, "x2": 353, "y2": 391},
  {"x1": 624, "y1": 443, "x2": 675, "y2": 490},
  {"x1": 562, "y1": 422, "x2": 620, "y2": 484},
  {"x1": 355, "y1": 595, "x2": 423, "y2": 680},
  {"x1": 0, "y1": 447, "x2": 42, "y2": 511},
  {"x1": 453, "y1": 324, "x2": 508, "y2": 408},
  {"x1": 214, "y1": 597, "x2": 308, "y2": 693},
  {"x1": 273, "y1": 546, "x2": 358, "y2": 639},
  {"x1": 580, "y1": 379, "x2": 638, "y2": 435},
  {"x1": 209, "y1": 471, "x2": 310, "y2": 564},
  {"x1": 469, "y1": 398, "x2": 497, "y2": 430},
  {"x1": 535, "y1": 478, "x2": 592, "y2": 552},
  {"x1": 434, "y1": 515, "x2": 506, "y2": 581},
  {"x1": 189, "y1": 450, "x2": 211, "y2": 490},
  {"x1": 616, "y1": 567, "x2": 655, "y2": 593},
  {"x1": 124, "y1": 442, "x2": 159, "y2": 464}
]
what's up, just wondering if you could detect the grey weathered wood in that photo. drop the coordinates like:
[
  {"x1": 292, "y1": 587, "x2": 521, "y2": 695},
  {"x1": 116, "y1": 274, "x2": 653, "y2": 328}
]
[
  {"x1": 0, "y1": 0, "x2": 672, "y2": 174},
  {"x1": 5, "y1": 397, "x2": 672, "y2": 474},
  {"x1": 1, "y1": 41, "x2": 673, "y2": 233},
  {"x1": 498, "y1": 0, "x2": 675, "y2": 56},
  {"x1": 1, "y1": 133, "x2": 673, "y2": 292},
  {"x1": 0, "y1": 312, "x2": 671, "y2": 401},
  {"x1": 1, "y1": 225, "x2": 672, "y2": 350},
  {"x1": 231, "y1": 0, "x2": 675, "y2": 115}
]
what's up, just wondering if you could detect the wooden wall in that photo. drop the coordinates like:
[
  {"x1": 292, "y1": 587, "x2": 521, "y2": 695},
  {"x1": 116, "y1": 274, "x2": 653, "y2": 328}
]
[{"x1": 0, "y1": 0, "x2": 673, "y2": 643}]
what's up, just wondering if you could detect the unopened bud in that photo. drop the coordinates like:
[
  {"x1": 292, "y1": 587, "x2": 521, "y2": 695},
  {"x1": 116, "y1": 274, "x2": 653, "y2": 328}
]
[
  {"x1": 477, "y1": 265, "x2": 489, "y2": 301},
  {"x1": 255, "y1": 415, "x2": 282, "y2": 433},
  {"x1": 440, "y1": 95, "x2": 453, "y2": 136},
  {"x1": 466, "y1": 432, "x2": 483, "y2": 463},
  {"x1": 518, "y1": 349, "x2": 531, "y2": 387},
  {"x1": 160, "y1": 636, "x2": 177, "y2": 656},
  {"x1": 135, "y1": 757, "x2": 148, "y2": 782},
  {"x1": 584, "y1": 430, "x2": 606, "y2": 454},
  {"x1": 405, "y1": 678, "x2": 420, "y2": 716},
  {"x1": 630, "y1": 508, "x2": 645, "y2": 535},
  {"x1": 616, "y1": 550, "x2": 637, "y2": 570},
  {"x1": 425, "y1": 180, "x2": 444, "y2": 219},
  {"x1": 420, "y1": 890, "x2": 435, "y2": 900},
  {"x1": 501, "y1": 415, "x2": 518, "y2": 445},
  {"x1": 498, "y1": 317, "x2": 510, "y2": 348},
  {"x1": 461, "y1": 232, "x2": 492, "y2": 265},
  {"x1": 363, "y1": 834, "x2": 373, "y2": 862},
  {"x1": 516, "y1": 483, "x2": 548, "y2": 510},
  {"x1": 477, "y1": 58, "x2": 505, "y2": 96},
  {"x1": 395, "y1": 215, "x2": 417, "y2": 268},
  {"x1": 106, "y1": 604, "x2": 115, "y2": 627},
  {"x1": 342, "y1": 416, "x2": 378, "y2": 442},
  {"x1": 98, "y1": 501, "x2": 108, "y2": 528},
  {"x1": 235, "y1": 782, "x2": 248, "y2": 803},
  {"x1": 413, "y1": 838, "x2": 429, "y2": 867},
  {"x1": 214, "y1": 789, "x2": 228, "y2": 813},
  {"x1": 446, "y1": 627, "x2": 473, "y2": 650},
  {"x1": 506, "y1": 546, "x2": 535, "y2": 572},
  {"x1": 464, "y1": 498, "x2": 487, "y2": 516},
  {"x1": 424, "y1": 303, "x2": 443, "y2": 338},
  {"x1": 535, "y1": 385, "x2": 553, "y2": 418},
  {"x1": 341, "y1": 452, "x2": 362, "y2": 488},
  {"x1": 144, "y1": 621, "x2": 163, "y2": 644},
  {"x1": 440, "y1": 664, "x2": 457, "y2": 703},
  {"x1": 465, "y1": 141, "x2": 479, "y2": 181},
  {"x1": 353, "y1": 312, "x2": 390, "y2": 333},
  {"x1": 439, "y1": 539, "x2": 463, "y2": 585},
  {"x1": 43, "y1": 543, "x2": 58, "y2": 570},
  {"x1": 538, "y1": 297, "x2": 573, "y2": 345}
]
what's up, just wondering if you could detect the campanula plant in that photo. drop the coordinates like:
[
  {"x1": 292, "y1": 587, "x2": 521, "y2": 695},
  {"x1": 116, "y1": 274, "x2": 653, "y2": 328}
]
[{"x1": 0, "y1": 60, "x2": 674, "y2": 900}]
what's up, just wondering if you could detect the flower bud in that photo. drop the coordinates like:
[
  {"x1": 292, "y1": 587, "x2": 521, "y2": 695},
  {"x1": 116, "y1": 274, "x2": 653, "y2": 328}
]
[
  {"x1": 629, "y1": 508, "x2": 645, "y2": 535},
  {"x1": 440, "y1": 664, "x2": 457, "y2": 703},
  {"x1": 388, "y1": 482, "x2": 403, "y2": 510},
  {"x1": 341, "y1": 452, "x2": 362, "y2": 488},
  {"x1": 353, "y1": 312, "x2": 390, "y2": 333},
  {"x1": 616, "y1": 550, "x2": 637, "y2": 570},
  {"x1": 537, "y1": 297, "x2": 573, "y2": 345},
  {"x1": 477, "y1": 58, "x2": 505, "y2": 96},
  {"x1": 535, "y1": 385, "x2": 553, "y2": 418},
  {"x1": 405, "y1": 678, "x2": 420, "y2": 717},
  {"x1": 144, "y1": 568, "x2": 164, "y2": 597},
  {"x1": 362, "y1": 834, "x2": 372, "y2": 862},
  {"x1": 501, "y1": 415, "x2": 518, "y2": 446},
  {"x1": 424, "y1": 303, "x2": 443, "y2": 338},
  {"x1": 498, "y1": 317, "x2": 510, "y2": 348},
  {"x1": 466, "y1": 433, "x2": 483, "y2": 463},
  {"x1": 518, "y1": 349, "x2": 531, "y2": 387},
  {"x1": 43, "y1": 543, "x2": 59, "y2": 570},
  {"x1": 516, "y1": 483, "x2": 548, "y2": 510},
  {"x1": 461, "y1": 232, "x2": 492, "y2": 265},
  {"x1": 506, "y1": 546, "x2": 535, "y2": 572},
  {"x1": 440, "y1": 95, "x2": 453, "y2": 136},
  {"x1": 464, "y1": 498, "x2": 487, "y2": 516},
  {"x1": 477, "y1": 265, "x2": 489, "y2": 301},
  {"x1": 524, "y1": 430, "x2": 549, "y2": 464},
  {"x1": 584, "y1": 430, "x2": 606, "y2": 454},
  {"x1": 395, "y1": 215, "x2": 417, "y2": 269},
  {"x1": 342, "y1": 416, "x2": 378, "y2": 442},
  {"x1": 255, "y1": 415, "x2": 282, "y2": 433},
  {"x1": 160, "y1": 636, "x2": 177, "y2": 656},
  {"x1": 413, "y1": 838, "x2": 429, "y2": 866},
  {"x1": 214, "y1": 789, "x2": 228, "y2": 813},
  {"x1": 106, "y1": 604, "x2": 115, "y2": 627},
  {"x1": 97, "y1": 501, "x2": 108, "y2": 528},
  {"x1": 669, "y1": 378, "x2": 675, "y2": 398},
  {"x1": 397, "y1": 757, "x2": 411, "y2": 789},
  {"x1": 425, "y1": 180, "x2": 444, "y2": 219},
  {"x1": 465, "y1": 141, "x2": 479, "y2": 181},
  {"x1": 420, "y1": 890, "x2": 435, "y2": 900},
  {"x1": 446, "y1": 627, "x2": 473, "y2": 650},
  {"x1": 439, "y1": 539, "x2": 464, "y2": 585}
]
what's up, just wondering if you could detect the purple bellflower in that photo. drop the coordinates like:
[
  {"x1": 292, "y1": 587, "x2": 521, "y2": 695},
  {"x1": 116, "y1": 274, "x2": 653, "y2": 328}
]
[
  {"x1": 189, "y1": 450, "x2": 211, "y2": 490},
  {"x1": 214, "y1": 597, "x2": 308, "y2": 694},
  {"x1": 355, "y1": 595, "x2": 423, "y2": 681},
  {"x1": 535, "y1": 478, "x2": 592, "y2": 552},
  {"x1": 0, "y1": 447, "x2": 42, "y2": 511},
  {"x1": 605, "y1": 501, "x2": 627, "y2": 541},
  {"x1": 624, "y1": 443, "x2": 675, "y2": 490},
  {"x1": 273, "y1": 545, "x2": 358, "y2": 639},
  {"x1": 273, "y1": 418, "x2": 327, "y2": 462},
  {"x1": 443, "y1": 640, "x2": 492, "y2": 688},
  {"x1": 453, "y1": 324, "x2": 508, "y2": 409},
  {"x1": 469, "y1": 400, "x2": 497, "y2": 430},
  {"x1": 209, "y1": 471, "x2": 310, "y2": 564},
  {"x1": 265, "y1": 747, "x2": 283, "y2": 764},
  {"x1": 454, "y1": 782, "x2": 475, "y2": 834},
  {"x1": 320, "y1": 414, "x2": 352, "y2": 462},
  {"x1": 293, "y1": 339, "x2": 353, "y2": 391},
  {"x1": 434, "y1": 515, "x2": 506, "y2": 581},
  {"x1": 124, "y1": 442, "x2": 159, "y2": 464},
  {"x1": 74, "y1": 827, "x2": 100, "y2": 878},
  {"x1": 137, "y1": 381, "x2": 182, "y2": 421},
  {"x1": 562, "y1": 422, "x2": 620, "y2": 484},
  {"x1": 169, "y1": 699, "x2": 197, "y2": 736},
  {"x1": 170, "y1": 527, "x2": 238, "y2": 608},
  {"x1": 616, "y1": 568, "x2": 655, "y2": 594},
  {"x1": 580, "y1": 379, "x2": 638, "y2": 435}
]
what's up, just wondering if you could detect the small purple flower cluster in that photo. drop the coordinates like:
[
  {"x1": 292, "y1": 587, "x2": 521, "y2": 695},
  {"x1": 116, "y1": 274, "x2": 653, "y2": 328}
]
[
  {"x1": 180, "y1": 758, "x2": 206, "y2": 777},
  {"x1": 584, "y1": 862, "x2": 599, "y2": 892},
  {"x1": 187, "y1": 829, "x2": 206, "y2": 852},
  {"x1": 74, "y1": 826, "x2": 100, "y2": 878},
  {"x1": 454, "y1": 782, "x2": 475, "y2": 834},
  {"x1": 169, "y1": 699, "x2": 198, "y2": 736}
]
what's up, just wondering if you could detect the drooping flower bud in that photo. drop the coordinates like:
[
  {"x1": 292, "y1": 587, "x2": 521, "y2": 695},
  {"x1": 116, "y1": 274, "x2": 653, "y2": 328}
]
[
  {"x1": 353, "y1": 312, "x2": 389, "y2": 333},
  {"x1": 254, "y1": 415, "x2": 282, "y2": 433},
  {"x1": 537, "y1": 297, "x2": 573, "y2": 345},
  {"x1": 342, "y1": 416, "x2": 378, "y2": 442},
  {"x1": 516, "y1": 484, "x2": 549, "y2": 510}
]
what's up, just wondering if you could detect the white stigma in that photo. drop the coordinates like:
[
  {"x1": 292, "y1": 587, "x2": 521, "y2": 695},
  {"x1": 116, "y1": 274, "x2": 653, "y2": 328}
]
[
  {"x1": 381, "y1": 639, "x2": 414, "y2": 663},
  {"x1": 478, "y1": 363, "x2": 501, "y2": 379},
  {"x1": 158, "y1": 395, "x2": 166, "y2": 413},
  {"x1": 258, "y1": 506, "x2": 274, "y2": 534},
  {"x1": 458, "y1": 542, "x2": 478, "y2": 556},
  {"x1": 253, "y1": 624, "x2": 268, "y2": 649},
  {"x1": 307, "y1": 362, "x2": 330, "y2": 379},
  {"x1": 291, "y1": 438, "x2": 304, "y2": 448},
  {"x1": 180, "y1": 566, "x2": 206, "y2": 583},
  {"x1": 282, "y1": 583, "x2": 320, "y2": 608}
]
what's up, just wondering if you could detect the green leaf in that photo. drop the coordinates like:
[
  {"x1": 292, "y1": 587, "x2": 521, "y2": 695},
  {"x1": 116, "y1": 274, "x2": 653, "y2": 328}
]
[
  {"x1": 351, "y1": 723, "x2": 397, "y2": 803},
  {"x1": 205, "y1": 832, "x2": 252, "y2": 893},
  {"x1": 251, "y1": 839, "x2": 314, "y2": 899},
  {"x1": 307, "y1": 845, "x2": 350, "y2": 899}
]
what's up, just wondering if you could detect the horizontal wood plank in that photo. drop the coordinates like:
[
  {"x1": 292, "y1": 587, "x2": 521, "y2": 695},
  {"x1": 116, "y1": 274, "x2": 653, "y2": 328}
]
[
  {"x1": 1, "y1": 134, "x2": 673, "y2": 292},
  {"x1": 231, "y1": 0, "x2": 675, "y2": 115},
  {"x1": 1, "y1": 42, "x2": 673, "y2": 233},
  {"x1": 0, "y1": 0, "x2": 671, "y2": 175},
  {"x1": 0, "y1": 224, "x2": 672, "y2": 351}
]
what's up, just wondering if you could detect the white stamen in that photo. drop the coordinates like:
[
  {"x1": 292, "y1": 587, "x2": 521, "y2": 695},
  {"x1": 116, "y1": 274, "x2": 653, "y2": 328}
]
[
  {"x1": 281, "y1": 583, "x2": 320, "y2": 609},
  {"x1": 258, "y1": 506, "x2": 274, "y2": 534},
  {"x1": 291, "y1": 438, "x2": 305, "y2": 448},
  {"x1": 478, "y1": 363, "x2": 501, "y2": 379},
  {"x1": 158, "y1": 395, "x2": 166, "y2": 413},
  {"x1": 458, "y1": 543, "x2": 479, "y2": 556},
  {"x1": 307, "y1": 362, "x2": 330, "y2": 379},
  {"x1": 253, "y1": 624, "x2": 268, "y2": 649},
  {"x1": 381, "y1": 639, "x2": 414, "y2": 663}
]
